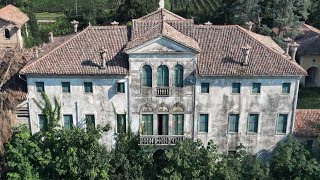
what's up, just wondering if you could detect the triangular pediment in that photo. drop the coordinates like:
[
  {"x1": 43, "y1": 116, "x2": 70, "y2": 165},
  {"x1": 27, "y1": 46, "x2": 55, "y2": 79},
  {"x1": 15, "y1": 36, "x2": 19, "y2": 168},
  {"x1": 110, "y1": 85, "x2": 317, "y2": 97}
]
[{"x1": 127, "y1": 36, "x2": 197, "y2": 54}]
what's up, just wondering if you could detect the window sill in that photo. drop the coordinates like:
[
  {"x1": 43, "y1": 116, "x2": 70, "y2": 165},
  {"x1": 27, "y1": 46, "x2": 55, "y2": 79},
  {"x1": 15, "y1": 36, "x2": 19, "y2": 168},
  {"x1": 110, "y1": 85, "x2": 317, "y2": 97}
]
[
  {"x1": 247, "y1": 132, "x2": 258, "y2": 135},
  {"x1": 198, "y1": 132, "x2": 208, "y2": 134},
  {"x1": 275, "y1": 133, "x2": 287, "y2": 135},
  {"x1": 228, "y1": 132, "x2": 239, "y2": 134}
]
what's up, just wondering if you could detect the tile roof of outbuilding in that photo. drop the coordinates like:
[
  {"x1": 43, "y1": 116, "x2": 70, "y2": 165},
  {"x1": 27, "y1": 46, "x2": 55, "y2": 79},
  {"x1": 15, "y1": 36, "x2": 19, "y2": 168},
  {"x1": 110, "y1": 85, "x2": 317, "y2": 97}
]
[
  {"x1": 296, "y1": 24, "x2": 320, "y2": 56},
  {"x1": 0, "y1": 5, "x2": 29, "y2": 27},
  {"x1": 20, "y1": 9, "x2": 307, "y2": 76},
  {"x1": 295, "y1": 109, "x2": 320, "y2": 137}
]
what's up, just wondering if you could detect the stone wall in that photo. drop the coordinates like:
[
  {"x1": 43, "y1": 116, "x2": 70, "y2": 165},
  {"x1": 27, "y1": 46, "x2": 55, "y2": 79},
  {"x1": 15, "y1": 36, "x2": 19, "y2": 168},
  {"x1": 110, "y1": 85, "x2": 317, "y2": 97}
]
[
  {"x1": 299, "y1": 55, "x2": 320, "y2": 87},
  {"x1": 0, "y1": 19, "x2": 21, "y2": 49}
]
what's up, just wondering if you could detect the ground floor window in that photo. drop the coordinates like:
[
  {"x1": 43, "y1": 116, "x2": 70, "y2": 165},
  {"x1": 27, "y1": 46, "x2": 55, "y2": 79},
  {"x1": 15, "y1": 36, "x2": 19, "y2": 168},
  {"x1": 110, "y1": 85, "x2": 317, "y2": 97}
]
[
  {"x1": 248, "y1": 114, "x2": 258, "y2": 133},
  {"x1": 228, "y1": 114, "x2": 239, "y2": 133},
  {"x1": 158, "y1": 114, "x2": 168, "y2": 135},
  {"x1": 142, "y1": 114, "x2": 153, "y2": 135},
  {"x1": 117, "y1": 114, "x2": 126, "y2": 134},
  {"x1": 63, "y1": 115, "x2": 73, "y2": 130},
  {"x1": 38, "y1": 114, "x2": 47, "y2": 130},
  {"x1": 277, "y1": 114, "x2": 288, "y2": 134},
  {"x1": 199, "y1": 114, "x2": 208, "y2": 133},
  {"x1": 85, "y1": 114, "x2": 95, "y2": 130},
  {"x1": 173, "y1": 114, "x2": 184, "y2": 135}
]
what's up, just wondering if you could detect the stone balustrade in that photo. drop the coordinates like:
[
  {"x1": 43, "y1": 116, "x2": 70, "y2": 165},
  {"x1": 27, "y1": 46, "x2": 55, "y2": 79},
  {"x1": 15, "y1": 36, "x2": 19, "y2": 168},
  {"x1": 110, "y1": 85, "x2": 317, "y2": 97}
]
[{"x1": 139, "y1": 135, "x2": 187, "y2": 145}]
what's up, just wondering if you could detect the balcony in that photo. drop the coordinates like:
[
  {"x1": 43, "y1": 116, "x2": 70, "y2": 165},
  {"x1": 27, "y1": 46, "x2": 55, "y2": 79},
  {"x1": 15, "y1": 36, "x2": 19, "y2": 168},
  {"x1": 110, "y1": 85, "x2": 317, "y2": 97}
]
[
  {"x1": 156, "y1": 87, "x2": 170, "y2": 96},
  {"x1": 139, "y1": 135, "x2": 187, "y2": 146}
]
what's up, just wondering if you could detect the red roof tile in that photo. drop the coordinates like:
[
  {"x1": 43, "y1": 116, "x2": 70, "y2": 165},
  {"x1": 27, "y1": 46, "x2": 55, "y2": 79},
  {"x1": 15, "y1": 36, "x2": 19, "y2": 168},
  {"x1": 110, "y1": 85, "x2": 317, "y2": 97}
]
[
  {"x1": 0, "y1": 5, "x2": 29, "y2": 27},
  {"x1": 295, "y1": 109, "x2": 320, "y2": 137}
]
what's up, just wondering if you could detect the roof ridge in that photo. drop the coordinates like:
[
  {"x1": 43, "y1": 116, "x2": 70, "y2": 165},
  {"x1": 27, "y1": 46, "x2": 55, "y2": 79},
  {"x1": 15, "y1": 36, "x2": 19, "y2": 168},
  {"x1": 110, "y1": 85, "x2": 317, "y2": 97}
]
[
  {"x1": 135, "y1": 8, "x2": 186, "y2": 21},
  {"x1": 236, "y1": 25, "x2": 307, "y2": 75},
  {"x1": 303, "y1": 24, "x2": 320, "y2": 34},
  {"x1": 21, "y1": 28, "x2": 90, "y2": 74}
]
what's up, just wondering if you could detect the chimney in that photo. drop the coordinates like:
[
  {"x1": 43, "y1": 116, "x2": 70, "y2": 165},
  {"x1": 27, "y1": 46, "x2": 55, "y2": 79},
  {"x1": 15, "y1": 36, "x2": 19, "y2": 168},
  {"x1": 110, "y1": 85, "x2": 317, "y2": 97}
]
[
  {"x1": 290, "y1": 42, "x2": 300, "y2": 61},
  {"x1": 111, "y1": 21, "x2": 119, "y2": 26},
  {"x1": 48, "y1": 32, "x2": 53, "y2": 43},
  {"x1": 159, "y1": 0, "x2": 164, "y2": 9},
  {"x1": 204, "y1": 21, "x2": 212, "y2": 25},
  {"x1": 71, "y1": 20, "x2": 79, "y2": 33},
  {"x1": 241, "y1": 45, "x2": 251, "y2": 66},
  {"x1": 34, "y1": 47, "x2": 39, "y2": 58},
  {"x1": 100, "y1": 47, "x2": 107, "y2": 69},
  {"x1": 88, "y1": 22, "x2": 91, "y2": 27},
  {"x1": 245, "y1": 21, "x2": 254, "y2": 31},
  {"x1": 283, "y1": 37, "x2": 293, "y2": 55}
]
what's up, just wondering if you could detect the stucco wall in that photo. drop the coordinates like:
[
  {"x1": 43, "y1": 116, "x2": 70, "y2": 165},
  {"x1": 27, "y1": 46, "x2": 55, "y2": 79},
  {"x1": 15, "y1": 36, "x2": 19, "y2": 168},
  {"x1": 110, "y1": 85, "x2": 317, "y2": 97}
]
[
  {"x1": 0, "y1": 19, "x2": 21, "y2": 49},
  {"x1": 299, "y1": 55, "x2": 320, "y2": 87},
  {"x1": 195, "y1": 76, "x2": 300, "y2": 154},
  {"x1": 27, "y1": 75, "x2": 128, "y2": 148}
]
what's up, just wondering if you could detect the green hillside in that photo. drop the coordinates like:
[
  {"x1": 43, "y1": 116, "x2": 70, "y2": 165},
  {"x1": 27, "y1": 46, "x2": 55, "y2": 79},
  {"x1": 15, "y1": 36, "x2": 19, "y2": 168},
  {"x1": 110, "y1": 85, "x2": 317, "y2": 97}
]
[{"x1": 166, "y1": 0, "x2": 223, "y2": 13}]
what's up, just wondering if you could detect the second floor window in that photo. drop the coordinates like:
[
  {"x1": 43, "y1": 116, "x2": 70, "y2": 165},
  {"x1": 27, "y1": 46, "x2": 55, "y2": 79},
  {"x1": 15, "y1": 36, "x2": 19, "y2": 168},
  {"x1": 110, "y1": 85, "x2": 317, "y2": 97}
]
[
  {"x1": 199, "y1": 114, "x2": 208, "y2": 133},
  {"x1": 36, "y1": 82, "x2": 44, "y2": 92},
  {"x1": 173, "y1": 114, "x2": 184, "y2": 135},
  {"x1": 5, "y1": 28, "x2": 10, "y2": 39},
  {"x1": 142, "y1": 114, "x2": 153, "y2": 135},
  {"x1": 248, "y1": 114, "x2": 259, "y2": 133},
  {"x1": 174, "y1": 65, "x2": 183, "y2": 87},
  {"x1": 62, "y1": 82, "x2": 70, "y2": 93},
  {"x1": 232, "y1": 83, "x2": 241, "y2": 94},
  {"x1": 201, "y1": 83, "x2": 209, "y2": 93},
  {"x1": 142, "y1": 65, "x2": 152, "y2": 87},
  {"x1": 84, "y1": 82, "x2": 93, "y2": 93},
  {"x1": 252, "y1": 83, "x2": 261, "y2": 94},
  {"x1": 282, "y1": 83, "x2": 291, "y2": 94},
  {"x1": 117, "y1": 82, "x2": 125, "y2": 93},
  {"x1": 277, "y1": 114, "x2": 288, "y2": 134},
  {"x1": 228, "y1": 114, "x2": 239, "y2": 133},
  {"x1": 157, "y1": 65, "x2": 169, "y2": 87}
]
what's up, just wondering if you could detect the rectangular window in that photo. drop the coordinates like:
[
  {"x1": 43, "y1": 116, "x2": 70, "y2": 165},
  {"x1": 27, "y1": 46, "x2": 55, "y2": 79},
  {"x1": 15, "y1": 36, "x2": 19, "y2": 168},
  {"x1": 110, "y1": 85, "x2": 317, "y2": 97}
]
[
  {"x1": 173, "y1": 114, "x2": 184, "y2": 135},
  {"x1": 36, "y1": 82, "x2": 44, "y2": 92},
  {"x1": 277, "y1": 114, "x2": 288, "y2": 134},
  {"x1": 117, "y1": 82, "x2": 125, "y2": 93},
  {"x1": 232, "y1": 83, "x2": 241, "y2": 94},
  {"x1": 84, "y1": 82, "x2": 93, "y2": 93},
  {"x1": 85, "y1": 114, "x2": 95, "y2": 130},
  {"x1": 117, "y1": 114, "x2": 126, "y2": 134},
  {"x1": 228, "y1": 114, "x2": 239, "y2": 133},
  {"x1": 38, "y1": 114, "x2": 47, "y2": 130},
  {"x1": 142, "y1": 114, "x2": 153, "y2": 135},
  {"x1": 63, "y1": 115, "x2": 73, "y2": 130},
  {"x1": 62, "y1": 82, "x2": 70, "y2": 93},
  {"x1": 199, "y1": 114, "x2": 208, "y2": 133},
  {"x1": 201, "y1": 83, "x2": 209, "y2": 93},
  {"x1": 252, "y1": 83, "x2": 261, "y2": 94},
  {"x1": 248, "y1": 114, "x2": 259, "y2": 133},
  {"x1": 282, "y1": 83, "x2": 291, "y2": 94}
]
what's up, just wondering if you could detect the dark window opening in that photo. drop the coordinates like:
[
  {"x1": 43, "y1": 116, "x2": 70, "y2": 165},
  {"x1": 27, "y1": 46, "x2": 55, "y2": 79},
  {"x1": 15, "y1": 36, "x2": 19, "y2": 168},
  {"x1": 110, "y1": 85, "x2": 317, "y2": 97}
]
[
  {"x1": 117, "y1": 82, "x2": 125, "y2": 93},
  {"x1": 5, "y1": 28, "x2": 10, "y2": 39},
  {"x1": 201, "y1": 83, "x2": 209, "y2": 93}
]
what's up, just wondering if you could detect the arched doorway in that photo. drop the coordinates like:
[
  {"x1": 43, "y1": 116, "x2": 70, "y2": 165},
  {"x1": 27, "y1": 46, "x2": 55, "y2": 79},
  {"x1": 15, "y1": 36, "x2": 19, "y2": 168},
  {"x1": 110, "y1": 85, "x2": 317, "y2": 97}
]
[{"x1": 305, "y1": 67, "x2": 319, "y2": 87}]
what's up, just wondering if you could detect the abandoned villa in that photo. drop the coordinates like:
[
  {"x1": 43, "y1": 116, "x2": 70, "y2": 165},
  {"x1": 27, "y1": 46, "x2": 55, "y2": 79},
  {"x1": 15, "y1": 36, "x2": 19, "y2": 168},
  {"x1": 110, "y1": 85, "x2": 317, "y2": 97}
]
[{"x1": 2, "y1": 3, "x2": 319, "y2": 155}]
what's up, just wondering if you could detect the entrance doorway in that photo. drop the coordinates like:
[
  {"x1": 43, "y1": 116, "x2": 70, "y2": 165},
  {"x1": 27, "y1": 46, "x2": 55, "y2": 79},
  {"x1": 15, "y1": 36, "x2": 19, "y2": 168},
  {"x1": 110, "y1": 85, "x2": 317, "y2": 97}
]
[
  {"x1": 306, "y1": 67, "x2": 319, "y2": 87},
  {"x1": 158, "y1": 114, "x2": 168, "y2": 135}
]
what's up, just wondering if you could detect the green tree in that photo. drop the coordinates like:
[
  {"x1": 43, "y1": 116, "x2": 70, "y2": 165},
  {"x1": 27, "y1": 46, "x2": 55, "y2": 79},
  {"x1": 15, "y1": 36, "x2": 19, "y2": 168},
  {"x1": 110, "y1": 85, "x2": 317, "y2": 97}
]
[
  {"x1": 228, "y1": 0, "x2": 262, "y2": 26},
  {"x1": 270, "y1": 135, "x2": 320, "y2": 179}
]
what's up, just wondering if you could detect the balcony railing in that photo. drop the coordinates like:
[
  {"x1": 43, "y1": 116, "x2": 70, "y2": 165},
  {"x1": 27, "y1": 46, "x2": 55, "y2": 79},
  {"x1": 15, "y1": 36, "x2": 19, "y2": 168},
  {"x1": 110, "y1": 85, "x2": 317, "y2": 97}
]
[
  {"x1": 139, "y1": 135, "x2": 187, "y2": 145},
  {"x1": 156, "y1": 87, "x2": 170, "y2": 96}
]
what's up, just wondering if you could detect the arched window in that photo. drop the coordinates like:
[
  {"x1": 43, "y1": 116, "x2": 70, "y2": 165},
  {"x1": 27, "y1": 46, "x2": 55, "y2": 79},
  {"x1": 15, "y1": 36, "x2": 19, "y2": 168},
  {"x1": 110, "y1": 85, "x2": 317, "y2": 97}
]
[
  {"x1": 142, "y1": 65, "x2": 152, "y2": 87},
  {"x1": 174, "y1": 64, "x2": 183, "y2": 87},
  {"x1": 157, "y1": 65, "x2": 169, "y2": 87},
  {"x1": 4, "y1": 28, "x2": 10, "y2": 39}
]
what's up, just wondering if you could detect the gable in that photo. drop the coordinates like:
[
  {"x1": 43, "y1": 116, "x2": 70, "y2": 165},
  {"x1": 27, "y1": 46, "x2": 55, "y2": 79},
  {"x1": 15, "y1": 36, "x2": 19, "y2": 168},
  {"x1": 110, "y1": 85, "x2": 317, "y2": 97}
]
[{"x1": 127, "y1": 36, "x2": 196, "y2": 54}]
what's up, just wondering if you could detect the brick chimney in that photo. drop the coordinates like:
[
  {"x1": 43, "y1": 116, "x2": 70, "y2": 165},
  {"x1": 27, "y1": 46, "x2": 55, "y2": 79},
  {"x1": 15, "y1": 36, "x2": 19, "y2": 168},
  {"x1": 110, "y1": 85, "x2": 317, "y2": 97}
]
[
  {"x1": 71, "y1": 20, "x2": 79, "y2": 33},
  {"x1": 290, "y1": 42, "x2": 300, "y2": 62},
  {"x1": 111, "y1": 21, "x2": 119, "y2": 26},
  {"x1": 283, "y1": 37, "x2": 293, "y2": 55},
  {"x1": 241, "y1": 45, "x2": 251, "y2": 66},
  {"x1": 245, "y1": 21, "x2": 254, "y2": 31},
  {"x1": 100, "y1": 47, "x2": 107, "y2": 69},
  {"x1": 48, "y1": 32, "x2": 53, "y2": 43}
]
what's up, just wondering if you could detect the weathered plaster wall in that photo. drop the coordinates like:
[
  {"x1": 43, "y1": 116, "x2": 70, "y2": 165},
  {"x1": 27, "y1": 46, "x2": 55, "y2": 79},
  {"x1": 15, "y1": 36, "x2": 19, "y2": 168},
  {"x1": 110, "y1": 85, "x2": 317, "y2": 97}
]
[
  {"x1": 27, "y1": 75, "x2": 128, "y2": 148},
  {"x1": 0, "y1": 19, "x2": 21, "y2": 49},
  {"x1": 195, "y1": 76, "x2": 300, "y2": 154},
  {"x1": 128, "y1": 51, "x2": 196, "y2": 138},
  {"x1": 299, "y1": 55, "x2": 320, "y2": 87}
]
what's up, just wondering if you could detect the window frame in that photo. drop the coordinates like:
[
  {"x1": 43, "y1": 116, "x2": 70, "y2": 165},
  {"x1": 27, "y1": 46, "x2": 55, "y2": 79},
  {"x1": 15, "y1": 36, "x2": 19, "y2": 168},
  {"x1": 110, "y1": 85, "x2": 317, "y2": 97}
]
[
  {"x1": 174, "y1": 64, "x2": 184, "y2": 88},
  {"x1": 199, "y1": 114, "x2": 209, "y2": 133},
  {"x1": 63, "y1": 114, "x2": 73, "y2": 130},
  {"x1": 157, "y1": 65, "x2": 169, "y2": 87},
  {"x1": 276, "y1": 114, "x2": 288, "y2": 134},
  {"x1": 61, "y1": 82, "x2": 71, "y2": 93},
  {"x1": 84, "y1": 82, "x2": 93, "y2": 93},
  {"x1": 85, "y1": 114, "x2": 95, "y2": 130},
  {"x1": 231, "y1": 83, "x2": 241, "y2": 94},
  {"x1": 252, "y1": 83, "x2": 261, "y2": 94},
  {"x1": 172, "y1": 114, "x2": 184, "y2": 135},
  {"x1": 282, "y1": 83, "x2": 291, "y2": 94},
  {"x1": 38, "y1": 114, "x2": 47, "y2": 131},
  {"x1": 228, "y1": 113, "x2": 240, "y2": 133},
  {"x1": 36, "y1": 82, "x2": 45, "y2": 92},
  {"x1": 116, "y1": 82, "x2": 125, "y2": 93},
  {"x1": 4, "y1": 28, "x2": 10, "y2": 39},
  {"x1": 117, "y1": 114, "x2": 126, "y2": 134},
  {"x1": 200, "y1": 83, "x2": 210, "y2": 93},
  {"x1": 141, "y1": 114, "x2": 153, "y2": 135},
  {"x1": 142, "y1": 65, "x2": 152, "y2": 87},
  {"x1": 247, "y1": 113, "x2": 259, "y2": 133}
]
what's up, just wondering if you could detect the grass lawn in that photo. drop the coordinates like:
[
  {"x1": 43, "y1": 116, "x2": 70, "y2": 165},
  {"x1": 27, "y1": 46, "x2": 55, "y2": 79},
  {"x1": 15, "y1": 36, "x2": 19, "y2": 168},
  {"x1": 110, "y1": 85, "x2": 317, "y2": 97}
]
[
  {"x1": 297, "y1": 87, "x2": 320, "y2": 109},
  {"x1": 36, "y1": 12, "x2": 66, "y2": 20}
]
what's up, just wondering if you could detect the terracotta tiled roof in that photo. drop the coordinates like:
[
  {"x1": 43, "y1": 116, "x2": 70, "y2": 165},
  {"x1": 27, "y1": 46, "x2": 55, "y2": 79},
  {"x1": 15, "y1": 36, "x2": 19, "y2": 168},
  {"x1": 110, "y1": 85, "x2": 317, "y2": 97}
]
[
  {"x1": 0, "y1": 5, "x2": 29, "y2": 27},
  {"x1": 126, "y1": 21, "x2": 200, "y2": 52},
  {"x1": 295, "y1": 109, "x2": 320, "y2": 137},
  {"x1": 20, "y1": 9, "x2": 307, "y2": 76},
  {"x1": 296, "y1": 24, "x2": 320, "y2": 56},
  {"x1": 20, "y1": 26, "x2": 129, "y2": 75},
  {"x1": 194, "y1": 25, "x2": 307, "y2": 76}
]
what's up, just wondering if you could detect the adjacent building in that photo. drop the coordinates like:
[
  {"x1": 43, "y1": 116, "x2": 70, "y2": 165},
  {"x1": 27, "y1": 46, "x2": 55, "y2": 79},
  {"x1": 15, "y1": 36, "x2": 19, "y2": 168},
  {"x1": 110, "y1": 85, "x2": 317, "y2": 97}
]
[
  {"x1": 20, "y1": 8, "x2": 307, "y2": 154},
  {"x1": 0, "y1": 5, "x2": 29, "y2": 49}
]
